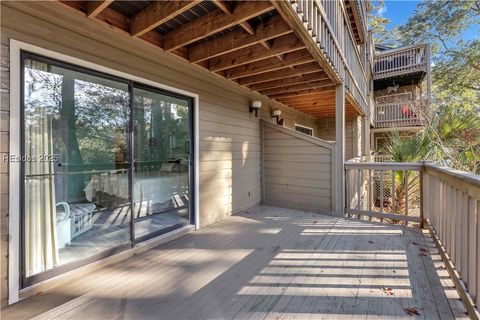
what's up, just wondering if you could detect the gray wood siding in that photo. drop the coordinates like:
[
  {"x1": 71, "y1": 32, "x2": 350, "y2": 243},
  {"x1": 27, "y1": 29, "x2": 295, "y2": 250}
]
[
  {"x1": 0, "y1": 2, "x2": 324, "y2": 305},
  {"x1": 261, "y1": 121, "x2": 334, "y2": 214},
  {"x1": 315, "y1": 117, "x2": 358, "y2": 160}
]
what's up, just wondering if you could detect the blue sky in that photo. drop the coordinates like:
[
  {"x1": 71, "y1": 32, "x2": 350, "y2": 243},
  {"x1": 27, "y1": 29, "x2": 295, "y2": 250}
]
[{"x1": 378, "y1": 0, "x2": 478, "y2": 41}]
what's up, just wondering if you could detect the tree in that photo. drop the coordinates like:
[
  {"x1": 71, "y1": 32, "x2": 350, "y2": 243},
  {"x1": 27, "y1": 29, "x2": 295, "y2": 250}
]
[
  {"x1": 381, "y1": 130, "x2": 431, "y2": 217},
  {"x1": 383, "y1": 0, "x2": 480, "y2": 174},
  {"x1": 368, "y1": 0, "x2": 398, "y2": 45}
]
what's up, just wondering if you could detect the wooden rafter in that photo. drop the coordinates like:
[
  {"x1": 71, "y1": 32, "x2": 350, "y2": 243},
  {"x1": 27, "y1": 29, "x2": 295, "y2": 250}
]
[
  {"x1": 281, "y1": 99, "x2": 335, "y2": 107},
  {"x1": 269, "y1": 86, "x2": 336, "y2": 100},
  {"x1": 277, "y1": 95, "x2": 336, "y2": 105},
  {"x1": 237, "y1": 62, "x2": 322, "y2": 85},
  {"x1": 209, "y1": 34, "x2": 304, "y2": 72},
  {"x1": 210, "y1": 0, "x2": 277, "y2": 54},
  {"x1": 225, "y1": 49, "x2": 314, "y2": 79},
  {"x1": 54, "y1": 1, "x2": 353, "y2": 118},
  {"x1": 259, "y1": 79, "x2": 333, "y2": 96},
  {"x1": 188, "y1": 15, "x2": 291, "y2": 63},
  {"x1": 249, "y1": 71, "x2": 328, "y2": 91},
  {"x1": 130, "y1": 1, "x2": 201, "y2": 37},
  {"x1": 86, "y1": 0, "x2": 113, "y2": 18},
  {"x1": 162, "y1": 1, "x2": 274, "y2": 51}
]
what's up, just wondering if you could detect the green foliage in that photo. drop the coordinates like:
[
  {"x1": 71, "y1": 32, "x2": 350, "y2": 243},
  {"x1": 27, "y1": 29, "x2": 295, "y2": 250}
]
[
  {"x1": 368, "y1": 0, "x2": 398, "y2": 45},
  {"x1": 376, "y1": 0, "x2": 480, "y2": 174},
  {"x1": 381, "y1": 130, "x2": 431, "y2": 163}
]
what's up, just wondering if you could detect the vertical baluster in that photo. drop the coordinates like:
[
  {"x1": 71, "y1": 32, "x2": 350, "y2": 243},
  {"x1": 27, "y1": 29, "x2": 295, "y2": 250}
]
[
  {"x1": 312, "y1": 3, "x2": 317, "y2": 37},
  {"x1": 346, "y1": 168, "x2": 351, "y2": 216},
  {"x1": 450, "y1": 186, "x2": 457, "y2": 261},
  {"x1": 461, "y1": 192, "x2": 468, "y2": 279},
  {"x1": 467, "y1": 196, "x2": 477, "y2": 298},
  {"x1": 455, "y1": 190, "x2": 463, "y2": 272},
  {"x1": 368, "y1": 169, "x2": 373, "y2": 220},
  {"x1": 404, "y1": 170, "x2": 409, "y2": 225},
  {"x1": 392, "y1": 170, "x2": 396, "y2": 214},
  {"x1": 380, "y1": 170, "x2": 384, "y2": 219},
  {"x1": 297, "y1": 0, "x2": 303, "y2": 14},
  {"x1": 357, "y1": 169, "x2": 362, "y2": 212}
]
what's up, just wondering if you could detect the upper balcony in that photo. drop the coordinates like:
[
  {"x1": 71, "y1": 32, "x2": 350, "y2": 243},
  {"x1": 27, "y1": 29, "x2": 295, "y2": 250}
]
[
  {"x1": 374, "y1": 99, "x2": 428, "y2": 128},
  {"x1": 374, "y1": 44, "x2": 430, "y2": 86},
  {"x1": 278, "y1": 0, "x2": 371, "y2": 115}
]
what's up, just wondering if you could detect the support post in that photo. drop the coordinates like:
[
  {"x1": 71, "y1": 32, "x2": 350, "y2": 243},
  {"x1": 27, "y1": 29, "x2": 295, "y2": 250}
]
[
  {"x1": 335, "y1": 84, "x2": 345, "y2": 217},
  {"x1": 362, "y1": 115, "x2": 370, "y2": 156}
]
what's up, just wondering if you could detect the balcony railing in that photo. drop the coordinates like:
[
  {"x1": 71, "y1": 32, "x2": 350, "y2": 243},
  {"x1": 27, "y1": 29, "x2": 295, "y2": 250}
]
[
  {"x1": 374, "y1": 44, "x2": 429, "y2": 80},
  {"x1": 291, "y1": 0, "x2": 369, "y2": 112},
  {"x1": 374, "y1": 100, "x2": 427, "y2": 128},
  {"x1": 345, "y1": 158, "x2": 480, "y2": 319}
]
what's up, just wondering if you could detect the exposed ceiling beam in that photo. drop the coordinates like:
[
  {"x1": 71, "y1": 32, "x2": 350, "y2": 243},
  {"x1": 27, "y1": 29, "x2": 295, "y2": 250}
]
[
  {"x1": 259, "y1": 79, "x2": 333, "y2": 96},
  {"x1": 275, "y1": 91, "x2": 336, "y2": 101},
  {"x1": 281, "y1": 99, "x2": 335, "y2": 107},
  {"x1": 189, "y1": 15, "x2": 291, "y2": 63},
  {"x1": 276, "y1": 94, "x2": 336, "y2": 105},
  {"x1": 130, "y1": 1, "x2": 201, "y2": 37},
  {"x1": 210, "y1": 0, "x2": 231, "y2": 14},
  {"x1": 163, "y1": 1, "x2": 274, "y2": 51},
  {"x1": 209, "y1": 34, "x2": 304, "y2": 72},
  {"x1": 237, "y1": 62, "x2": 322, "y2": 85},
  {"x1": 210, "y1": 0, "x2": 256, "y2": 36},
  {"x1": 86, "y1": 0, "x2": 113, "y2": 18},
  {"x1": 249, "y1": 71, "x2": 328, "y2": 91},
  {"x1": 269, "y1": 86, "x2": 336, "y2": 100},
  {"x1": 225, "y1": 49, "x2": 314, "y2": 79}
]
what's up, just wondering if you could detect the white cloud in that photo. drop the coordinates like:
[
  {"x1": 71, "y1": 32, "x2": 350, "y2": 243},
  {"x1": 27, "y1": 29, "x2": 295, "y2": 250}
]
[{"x1": 376, "y1": 3, "x2": 387, "y2": 16}]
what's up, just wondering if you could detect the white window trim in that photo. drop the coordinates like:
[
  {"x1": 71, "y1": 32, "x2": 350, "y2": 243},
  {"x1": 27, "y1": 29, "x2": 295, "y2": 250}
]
[
  {"x1": 293, "y1": 123, "x2": 314, "y2": 136},
  {"x1": 8, "y1": 39, "x2": 200, "y2": 304}
]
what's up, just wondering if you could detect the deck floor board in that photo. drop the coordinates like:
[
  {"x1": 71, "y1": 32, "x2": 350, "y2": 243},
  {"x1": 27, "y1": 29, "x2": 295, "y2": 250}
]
[{"x1": 2, "y1": 206, "x2": 463, "y2": 320}]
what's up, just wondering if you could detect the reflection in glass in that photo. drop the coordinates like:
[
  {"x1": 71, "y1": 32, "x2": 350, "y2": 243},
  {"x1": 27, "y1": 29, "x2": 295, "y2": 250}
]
[
  {"x1": 133, "y1": 88, "x2": 191, "y2": 240},
  {"x1": 23, "y1": 58, "x2": 130, "y2": 277}
]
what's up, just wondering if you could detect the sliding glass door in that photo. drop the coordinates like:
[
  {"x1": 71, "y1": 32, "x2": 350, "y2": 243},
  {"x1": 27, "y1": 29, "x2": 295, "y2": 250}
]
[
  {"x1": 133, "y1": 88, "x2": 192, "y2": 241},
  {"x1": 21, "y1": 52, "x2": 194, "y2": 286}
]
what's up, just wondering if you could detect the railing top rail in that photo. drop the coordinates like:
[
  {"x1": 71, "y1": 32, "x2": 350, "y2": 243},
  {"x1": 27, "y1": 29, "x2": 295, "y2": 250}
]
[
  {"x1": 344, "y1": 161, "x2": 423, "y2": 171},
  {"x1": 375, "y1": 43, "x2": 428, "y2": 57},
  {"x1": 424, "y1": 163, "x2": 480, "y2": 189}
]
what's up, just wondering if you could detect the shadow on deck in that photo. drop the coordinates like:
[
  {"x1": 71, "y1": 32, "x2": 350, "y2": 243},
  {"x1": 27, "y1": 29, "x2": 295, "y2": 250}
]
[{"x1": 2, "y1": 206, "x2": 467, "y2": 320}]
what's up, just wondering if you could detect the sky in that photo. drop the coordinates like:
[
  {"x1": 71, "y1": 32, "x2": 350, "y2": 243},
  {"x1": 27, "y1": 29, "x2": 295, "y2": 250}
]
[{"x1": 377, "y1": 0, "x2": 477, "y2": 41}]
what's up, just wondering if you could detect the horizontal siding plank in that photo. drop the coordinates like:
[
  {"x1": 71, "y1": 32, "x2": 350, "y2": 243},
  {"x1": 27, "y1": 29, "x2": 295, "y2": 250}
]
[{"x1": 263, "y1": 145, "x2": 330, "y2": 155}]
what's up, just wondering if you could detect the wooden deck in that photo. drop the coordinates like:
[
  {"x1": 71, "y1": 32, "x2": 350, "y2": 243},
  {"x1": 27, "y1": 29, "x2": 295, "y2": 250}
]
[{"x1": 2, "y1": 206, "x2": 467, "y2": 320}]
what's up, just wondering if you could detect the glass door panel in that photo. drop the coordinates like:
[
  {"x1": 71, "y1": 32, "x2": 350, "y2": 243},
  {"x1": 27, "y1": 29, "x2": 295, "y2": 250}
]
[
  {"x1": 23, "y1": 56, "x2": 131, "y2": 282},
  {"x1": 133, "y1": 87, "x2": 192, "y2": 241}
]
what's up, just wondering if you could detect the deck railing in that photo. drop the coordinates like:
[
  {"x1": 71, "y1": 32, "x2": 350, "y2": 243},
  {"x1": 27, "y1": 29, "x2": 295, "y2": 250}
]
[
  {"x1": 345, "y1": 159, "x2": 423, "y2": 225},
  {"x1": 345, "y1": 158, "x2": 480, "y2": 318},
  {"x1": 423, "y1": 164, "x2": 480, "y2": 317},
  {"x1": 291, "y1": 0, "x2": 369, "y2": 113},
  {"x1": 374, "y1": 100, "x2": 427, "y2": 128},
  {"x1": 374, "y1": 44, "x2": 429, "y2": 80}
]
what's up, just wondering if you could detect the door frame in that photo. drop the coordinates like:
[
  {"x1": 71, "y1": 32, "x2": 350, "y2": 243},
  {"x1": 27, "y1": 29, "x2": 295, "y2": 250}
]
[{"x1": 8, "y1": 39, "x2": 200, "y2": 304}]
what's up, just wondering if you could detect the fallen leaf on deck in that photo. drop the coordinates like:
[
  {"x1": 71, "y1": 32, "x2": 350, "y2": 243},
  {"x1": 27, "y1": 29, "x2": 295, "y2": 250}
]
[
  {"x1": 382, "y1": 287, "x2": 395, "y2": 296},
  {"x1": 419, "y1": 247, "x2": 428, "y2": 253},
  {"x1": 411, "y1": 241, "x2": 418, "y2": 245},
  {"x1": 368, "y1": 240, "x2": 374, "y2": 244},
  {"x1": 419, "y1": 252, "x2": 428, "y2": 256},
  {"x1": 404, "y1": 307, "x2": 420, "y2": 316},
  {"x1": 313, "y1": 221, "x2": 318, "y2": 224}
]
